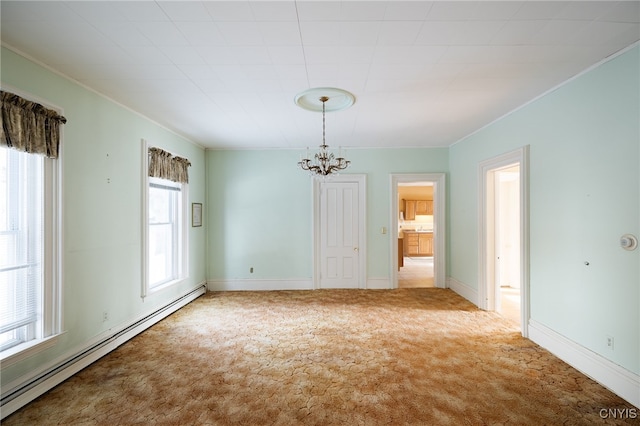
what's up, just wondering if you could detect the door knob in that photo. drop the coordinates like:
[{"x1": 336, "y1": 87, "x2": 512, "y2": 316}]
[{"x1": 353, "y1": 247, "x2": 359, "y2": 252}]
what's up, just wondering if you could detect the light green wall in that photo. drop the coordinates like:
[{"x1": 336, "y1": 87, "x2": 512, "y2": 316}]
[
  {"x1": 206, "y1": 149, "x2": 312, "y2": 280},
  {"x1": 206, "y1": 148, "x2": 449, "y2": 281},
  {"x1": 4, "y1": 39, "x2": 637, "y2": 395},
  {"x1": 1, "y1": 47, "x2": 207, "y2": 386},
  {"x1": 449, "y1": 46, "x2": 639, "y2": 374}
]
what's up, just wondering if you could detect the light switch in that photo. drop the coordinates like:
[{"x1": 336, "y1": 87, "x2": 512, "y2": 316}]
[{"x1": 381, "y1": 227, "x2": 387, "y2": 234}]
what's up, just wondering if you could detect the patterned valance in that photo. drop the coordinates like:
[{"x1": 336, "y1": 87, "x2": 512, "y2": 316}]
[
  {"x1": 148, "y1": 147, "x2": 191, "y2": 183},
  {"x1": 0, "y1": 90, "x2": 67, "y2": 158}
]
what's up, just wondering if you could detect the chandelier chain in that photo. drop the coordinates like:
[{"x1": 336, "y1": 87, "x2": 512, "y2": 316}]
[{"x1": 322, "y1": 98, "x2": 326, "y2": 147}]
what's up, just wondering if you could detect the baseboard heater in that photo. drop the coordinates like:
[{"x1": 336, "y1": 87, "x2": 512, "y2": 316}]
[{"x1": 1, "y1": 284, "x2": 206, "y2": 419}]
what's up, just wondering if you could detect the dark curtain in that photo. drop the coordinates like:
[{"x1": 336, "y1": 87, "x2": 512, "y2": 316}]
[
  {"x1": 149, "y1": 147, "x2": 191, "y2": 183},
  {"x1": 1, "y1": 90, "x2": 67, "y2": 158}
]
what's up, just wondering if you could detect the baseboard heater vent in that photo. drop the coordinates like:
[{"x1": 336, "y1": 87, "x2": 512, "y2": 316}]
[{"x1": 1, "y1": 284, "x2": 206, "y2": 418}]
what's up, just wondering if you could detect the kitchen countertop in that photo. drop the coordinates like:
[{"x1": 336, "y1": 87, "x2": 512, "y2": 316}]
[{"x1": 399, "y1": 229, "x2": 433, "y2": 238}]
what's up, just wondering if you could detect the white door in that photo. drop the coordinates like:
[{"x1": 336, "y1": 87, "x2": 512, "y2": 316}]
[{"x1": 319, "y1": 181, "x2": 361, "y2": 288}]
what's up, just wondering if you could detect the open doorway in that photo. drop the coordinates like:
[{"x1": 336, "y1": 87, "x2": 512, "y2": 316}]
[
  {"x1": 479, "y1": 147, "x2": 529, "y2": 337},
  {"x1": 390, "y1": 174, "x2": 446, "y2": 289},
  {"x1": 492, "y1": 165, "x2": 520, "y2": 323},
  {"x1": 397, "y1": 183, "x2": 435, "y2": 288}
]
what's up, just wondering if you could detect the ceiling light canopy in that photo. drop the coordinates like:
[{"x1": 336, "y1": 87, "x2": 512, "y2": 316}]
[
  {"x1": 294, "y1": 87, "x2": 355, "y2": 113},
  {"x1": 296, "y1": 88, "x2": 355, "y2": 178}
]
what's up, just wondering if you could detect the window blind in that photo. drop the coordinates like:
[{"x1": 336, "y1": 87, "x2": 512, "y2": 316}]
[{"x1": 0, "y1": 148, "x2": 43, "y2": 350}]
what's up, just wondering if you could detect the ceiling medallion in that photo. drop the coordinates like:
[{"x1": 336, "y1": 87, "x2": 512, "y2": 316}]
[{"x1": 295, "y1": 88, "x2": 355, "y2": 178}]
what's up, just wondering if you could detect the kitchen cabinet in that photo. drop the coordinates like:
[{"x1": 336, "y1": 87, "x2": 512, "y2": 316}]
[
  {"x1": 403, "y1": 199, "x2": 416, "y2": 220},
  {"x1": 419, "y1": 233, "x2": 433, "y2": 256},
  {"x1": 402, "y1": 199, "x2": 433, "y2": 219},
  {"x1": 403, "y1": 231, "x2": 433, "y2": 256},
  {"x1": 404, "y1": 232, "x2": 419, "y2": 256},
  {"x1": 416, "y1": 200, "x2": 433, "y2": 215}
]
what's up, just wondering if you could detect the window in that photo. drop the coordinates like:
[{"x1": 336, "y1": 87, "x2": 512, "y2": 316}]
[
  {"x1": 148, "y1": 177, "x2": 185, "y2": 288},
  {"x1": 142, "y1": 141, "x2": 189, "y2": 296},
  {"x1": 0, "y1": 146, "x2": 60, "y2": 359}
]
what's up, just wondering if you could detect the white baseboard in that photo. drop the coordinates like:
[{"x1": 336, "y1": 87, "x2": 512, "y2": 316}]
[
  {"x1": 207, "y1": 278, "x2": 394, "y2": 291},
  {"x1": 1, "y1": 283, "x2": 207, "y2": 419},
  {"x1": 366, "y1": 277, "x2": 391, "y2": 289},
  {"x1": 445, "y1": 278, "x2": 639, "y2": 409},
  {"x1": 447, "y1": 277, "x2": 478, "y2": 306},
  {"x1": 207, "y1": 278, "x2": 313, "y2": 291},
  {"x1": 529, "y1": 320, "x2": 640, "y2": 409}
]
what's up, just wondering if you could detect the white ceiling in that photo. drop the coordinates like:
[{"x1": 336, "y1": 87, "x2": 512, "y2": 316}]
[{"x1": 2, "y1": 1, "x2": 638, "y2": 150}]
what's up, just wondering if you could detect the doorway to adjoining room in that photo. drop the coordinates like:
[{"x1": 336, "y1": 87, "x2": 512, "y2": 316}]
[
  {"x1": 478, "y1": 145, "x2": 529, "y2": 338},
  {"x1": 491, "y1": 165, "x2": 521, "y2": 324},
  {"x1": 397, "y1": 182, "x2": 435, "y2": 288},
  {"x1": 391, "y1": 173, "x2": 446, "y2": 289}
]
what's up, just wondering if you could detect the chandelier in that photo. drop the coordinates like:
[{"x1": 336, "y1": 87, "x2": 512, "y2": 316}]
[{"x1": 295, "y1": 88, "x2": 355, "y2": 178}]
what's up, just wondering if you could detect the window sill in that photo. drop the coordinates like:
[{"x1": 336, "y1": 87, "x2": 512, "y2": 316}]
[
  {"x1": 1, "y1": 334, "x2": 62, "y2": 368},
  {"x1": 144, "y1": 276, "x2": 188, "y2": 298}
]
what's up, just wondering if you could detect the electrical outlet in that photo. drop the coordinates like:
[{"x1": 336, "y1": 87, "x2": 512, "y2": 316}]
[
  {"x1": 250, "y1": 267, "x2": 254, "y2": 273},
  {"x1": 102, "y1": 311, "x2": 109, "y2": 322},
  {"x1": 606, "y1": 336, "x2": 614, "y2": 350}
]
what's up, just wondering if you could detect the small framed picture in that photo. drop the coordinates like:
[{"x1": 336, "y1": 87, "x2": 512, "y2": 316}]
[{"x1": 192, "y1": 203, "x2": 202, "y2": 227}]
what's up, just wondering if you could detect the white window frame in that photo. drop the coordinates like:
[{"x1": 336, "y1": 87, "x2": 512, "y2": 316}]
[
  {"x1": 141, "y1": 139, "x2": 189, "y2": 298},
  {"x1": 0, "y1": 90, "x2": 63, "y2": 367}
]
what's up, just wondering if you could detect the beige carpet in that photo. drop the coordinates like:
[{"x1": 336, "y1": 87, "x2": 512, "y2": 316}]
[{"x1": 4, "y1": 288, "x2": 635, "y2": 425}]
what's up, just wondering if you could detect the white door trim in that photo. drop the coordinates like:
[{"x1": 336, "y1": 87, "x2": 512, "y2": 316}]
[
  {"x1": 390, "y1": 173, "x2": 446, "y2": 289},
  {"x1": 478, "y1": 146, "x2": 530, "y2": 337},
  {"x1": 313, "y1": 175, "x2": 367, "y2": 289}
]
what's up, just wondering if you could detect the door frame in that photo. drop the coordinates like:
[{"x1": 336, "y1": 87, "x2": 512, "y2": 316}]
[
  {"x1": 313, "y1": 174, "x2": 367, "y2": 289},
  {"x1": 478, "y1": 146, "x2": 530, "y2": 337},
  {"x1": 390, "y1": 173, "x2": 446, "y2": 288}
]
